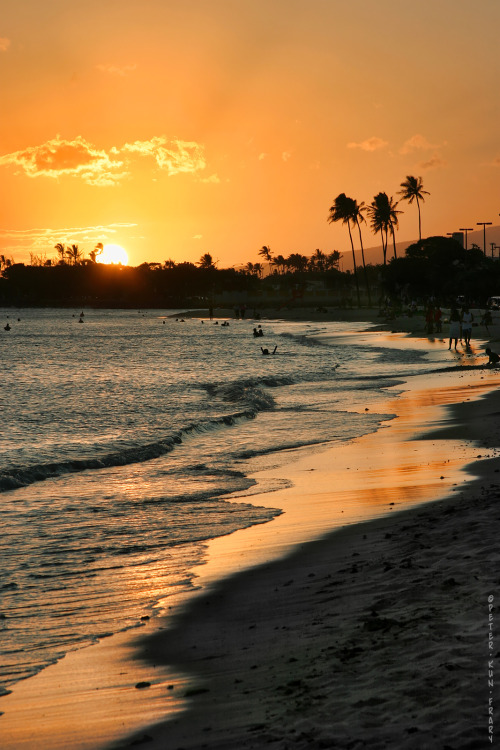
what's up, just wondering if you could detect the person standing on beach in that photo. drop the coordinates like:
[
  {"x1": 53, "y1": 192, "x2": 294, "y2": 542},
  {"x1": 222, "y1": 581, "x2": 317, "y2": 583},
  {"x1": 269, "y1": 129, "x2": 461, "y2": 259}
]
[
  {"x1": 461, "y1": 306, "x2": 473, "y2": 346},
  {"x1": 448, "y1": 307, "x2": 461, "y2": 350}
]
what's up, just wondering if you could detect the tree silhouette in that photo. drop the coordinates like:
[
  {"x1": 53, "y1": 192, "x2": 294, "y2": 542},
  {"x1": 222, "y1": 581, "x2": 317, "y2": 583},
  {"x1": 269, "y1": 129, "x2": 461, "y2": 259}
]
[
  {"x1": 258, "y1": 245, "x2": 273, "y2": 274},
  {"x1": 197, "y1": 253, "x2": 216, "y2": 269},
  {"x1": 66, "y1": 244, "x2": 83, "y2": 265},
  {"x1": 328, "y1": 194, "x2": 361, "y2": 305},
  {"x1": 274, "y1": 254, "x2": 286, "y2": 274},
  {"x1": 399, "y1": 175, "x2": 429, "y2": 242},
  {"x1": 310, "y1": 248, "x2": 326, "y2": 272},
  {"x1": 350, "y1": 199, "x2": 371, "y2": 305},
  {"x1": 368, "y1": 193, "x2": 390, "y2": 265},
  {"x1": 88, "y1": 242, "x2": 104, "y2": 263},
  {"x1": 54, "y1": 243, "x2": 67, "y2": 265}
]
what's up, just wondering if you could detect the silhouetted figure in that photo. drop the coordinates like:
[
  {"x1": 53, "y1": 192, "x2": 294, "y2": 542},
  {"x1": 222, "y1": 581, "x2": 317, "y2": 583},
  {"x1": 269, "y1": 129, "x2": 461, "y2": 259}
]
[
  {"x1": 425, "y1": 305, "x2": 434, "y2": 335},
  {"x1": 261, "y1": 345, "x2": 278, "y2": 355},
  {"x1": 461, "y1": 307, "x2": 473, "y2": 346},
  {"x1": 448, "y1": 308, "x2": 461, "y2": 350},
  {"x1": 481, "y1": 310, "x2": 492, "y2": 333},
  {"x1": 485, "y1": 348, "x2": 500, "y2": 366},
  {"x1": 4, "y1": 323, "x2": 11, "y2": 331}
]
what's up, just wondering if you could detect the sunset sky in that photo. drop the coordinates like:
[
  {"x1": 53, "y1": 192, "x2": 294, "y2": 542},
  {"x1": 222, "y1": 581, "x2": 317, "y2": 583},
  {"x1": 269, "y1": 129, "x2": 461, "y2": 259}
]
[{"x1": 2, "y1": 0, "x2": 500, "y2": 268}]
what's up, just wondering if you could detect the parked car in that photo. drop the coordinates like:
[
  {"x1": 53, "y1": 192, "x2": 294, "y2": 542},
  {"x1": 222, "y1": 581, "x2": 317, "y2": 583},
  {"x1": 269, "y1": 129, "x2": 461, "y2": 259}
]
[{"x1": 487, "y1": 296, "x2": 500, "y2": 309}]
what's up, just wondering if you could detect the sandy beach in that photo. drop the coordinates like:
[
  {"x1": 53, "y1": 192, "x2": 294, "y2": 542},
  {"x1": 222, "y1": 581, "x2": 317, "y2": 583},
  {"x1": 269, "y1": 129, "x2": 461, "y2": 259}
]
[{"x1": 1, "y1": 307, "x2": 499, "y2": 749}]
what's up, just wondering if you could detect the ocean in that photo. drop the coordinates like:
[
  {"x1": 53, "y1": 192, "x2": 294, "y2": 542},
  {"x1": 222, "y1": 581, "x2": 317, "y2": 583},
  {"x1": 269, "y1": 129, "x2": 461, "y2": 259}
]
[{"x1": 0, "y1": 307, "x2": 464, "y2": 696}]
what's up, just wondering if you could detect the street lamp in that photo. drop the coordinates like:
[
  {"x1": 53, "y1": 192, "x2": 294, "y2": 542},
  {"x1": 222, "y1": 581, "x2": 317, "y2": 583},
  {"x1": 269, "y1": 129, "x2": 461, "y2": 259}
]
[
  {"x1": 477, "y1": 221, "x2": 492, "y2": 255},
  {"x1": 459, "y1": 227, "x2": 473, "y2": 250}
]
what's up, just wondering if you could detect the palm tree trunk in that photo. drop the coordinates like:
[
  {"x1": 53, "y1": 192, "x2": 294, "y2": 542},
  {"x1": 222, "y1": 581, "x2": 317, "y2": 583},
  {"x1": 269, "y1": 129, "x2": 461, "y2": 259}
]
[
  {"x1": 391, "y1": 227, "x2": 398, "y2": 259},
  {"x1": 355, "y1": 219, "x2": 372, "y2": 306},
  {"x1": 380, "y1": 230, "x2": 387, "y2": 265},
  {"x1": 347, "y1": 222, "x2": 361, "y2": 307},
  {"x1": 416, "y1": 196, "x2": 422, "y2": 242}
]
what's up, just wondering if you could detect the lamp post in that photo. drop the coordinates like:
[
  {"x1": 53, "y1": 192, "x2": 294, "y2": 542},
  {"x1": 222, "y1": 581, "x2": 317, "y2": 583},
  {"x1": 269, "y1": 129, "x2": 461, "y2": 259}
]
[
  {"x1": 477, "y1": 222, "x2": 492, "y2": 255},
  {"x1": 459, "y1": 227, "x2": 473, "y2": 250}
]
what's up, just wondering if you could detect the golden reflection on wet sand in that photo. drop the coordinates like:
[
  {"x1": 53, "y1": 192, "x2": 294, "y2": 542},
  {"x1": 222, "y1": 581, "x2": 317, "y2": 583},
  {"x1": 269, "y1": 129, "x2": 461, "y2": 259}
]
[{"x1": 1, "y1": 368, "x2": 499, "y2": 750}]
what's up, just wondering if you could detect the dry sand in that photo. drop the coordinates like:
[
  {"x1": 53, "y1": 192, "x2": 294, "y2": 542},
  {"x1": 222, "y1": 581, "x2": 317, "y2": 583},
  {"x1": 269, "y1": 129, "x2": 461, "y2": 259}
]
[{"x1": 1, "y1": 309, "x2": 499, "y2": 750}]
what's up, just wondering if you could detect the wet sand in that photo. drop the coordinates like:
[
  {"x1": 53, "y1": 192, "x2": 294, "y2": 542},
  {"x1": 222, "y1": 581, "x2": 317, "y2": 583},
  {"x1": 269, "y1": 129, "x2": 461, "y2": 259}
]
[
  {"x1": 113, "y1": 368, "x2": 500, "y2": 750},
  {"x1": 1, "y1": 318, "x2": 499, "y2": 749}
]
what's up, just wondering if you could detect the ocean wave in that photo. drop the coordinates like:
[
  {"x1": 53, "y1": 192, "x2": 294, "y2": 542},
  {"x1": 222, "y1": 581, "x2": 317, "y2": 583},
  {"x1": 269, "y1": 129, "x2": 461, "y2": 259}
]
[{"x1": 0, "y1": 383, "x2": 279, "y2": 494}]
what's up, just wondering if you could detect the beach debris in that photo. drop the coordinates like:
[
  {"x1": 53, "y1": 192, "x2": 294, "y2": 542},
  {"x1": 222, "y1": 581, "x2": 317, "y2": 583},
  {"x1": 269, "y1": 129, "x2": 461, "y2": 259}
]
[{"x1": 135, "y1": 681, "x2": 151, "y2": 689}]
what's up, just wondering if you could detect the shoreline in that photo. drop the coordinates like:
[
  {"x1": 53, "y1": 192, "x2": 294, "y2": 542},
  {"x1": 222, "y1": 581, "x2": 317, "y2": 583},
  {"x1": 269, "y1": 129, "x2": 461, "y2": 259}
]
[
  {"x1": 117, "y1": 375, "x2": 500, "y2": 749},
  {"x1": 0, "y1": 318, "x2": 493, "y2": 749}
]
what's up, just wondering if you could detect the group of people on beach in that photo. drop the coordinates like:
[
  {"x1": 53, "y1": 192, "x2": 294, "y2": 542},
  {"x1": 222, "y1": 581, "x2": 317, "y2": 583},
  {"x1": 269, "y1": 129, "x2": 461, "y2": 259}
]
[{"x1": 447, "y1": 306, "x2": 473, "y2": 349}]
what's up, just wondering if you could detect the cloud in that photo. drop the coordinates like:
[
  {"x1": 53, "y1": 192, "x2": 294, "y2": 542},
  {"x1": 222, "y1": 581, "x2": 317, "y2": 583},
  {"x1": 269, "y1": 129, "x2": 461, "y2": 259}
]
[
  {"x1": 1, "y1": 134, "x2": 210, "y2": 185},
  {"x1": 399, "y1": 134, "x2": 441, "y2": 154},
  {"x1": 0, "y1": 37, "x2": 10, "y2": 52},
  {"x1": 122, "y1": 136, "x2": 206, "y2": 176},
  {"x1": 199, "y1": 173, "x2": 220, "y2": 183},
  {"x1": 418, "y1": 153, "x2": 447, "y2": 170},
  {"x1": 0, "y1": 223, "x2": 138, "y2": 261},
  {"x1": 96, "y1": 63, "x2": 137, "y2": 76},
  {"x1": 347, "y1": 136, "x2": 388, "y2": 152},
  {"x1": 0, "y1": 135, "x2": 127, "y2": 185}
]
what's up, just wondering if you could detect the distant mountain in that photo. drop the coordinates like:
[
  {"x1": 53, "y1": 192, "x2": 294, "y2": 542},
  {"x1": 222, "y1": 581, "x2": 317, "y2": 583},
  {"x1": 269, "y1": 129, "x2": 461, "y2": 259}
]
[{"x1": 340, "y1": 226, "x2": 500, "y2": 270}]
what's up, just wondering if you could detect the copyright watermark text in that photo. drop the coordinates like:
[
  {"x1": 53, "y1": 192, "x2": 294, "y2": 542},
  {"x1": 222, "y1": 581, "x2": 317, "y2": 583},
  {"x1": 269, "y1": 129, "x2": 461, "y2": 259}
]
[{"x1": 488, "y1": 594, "x2": 494, "y2": 744}]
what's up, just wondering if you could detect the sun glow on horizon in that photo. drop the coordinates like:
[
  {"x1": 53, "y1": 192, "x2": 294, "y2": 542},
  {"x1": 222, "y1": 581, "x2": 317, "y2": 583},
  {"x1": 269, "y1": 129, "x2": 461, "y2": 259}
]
[{"x1": 97, "y1": 244, "x2": 129, "y2": 265}]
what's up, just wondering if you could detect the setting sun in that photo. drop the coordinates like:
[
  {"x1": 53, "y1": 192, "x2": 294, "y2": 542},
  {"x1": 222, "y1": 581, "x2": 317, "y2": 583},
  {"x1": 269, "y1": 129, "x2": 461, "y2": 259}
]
[{"x1": 97, "y1": 244, "x2": 129, "y2": 265}]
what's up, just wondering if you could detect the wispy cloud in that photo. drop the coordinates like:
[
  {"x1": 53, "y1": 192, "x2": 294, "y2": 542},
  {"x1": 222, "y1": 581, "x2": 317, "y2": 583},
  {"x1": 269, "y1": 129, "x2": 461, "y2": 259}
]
[
  {"x1": 347, "y1": 136, "x2": 388, "y2": 152},
  {"x1": 399, "y1": 134, "x2": 442, "y2": 155},
  {"x1": 96, "y1": 63, "x2": 137, "y2": 76},
  {"x1": 418, "y1": 153, "x2": 447, "y2": 170},
  {"x1": 0, "y1": 37, "x2": 10, "y2": 52},
  {"x1": 121, "y1": 137, "x2": 206, "y2": 176},
  {"x1": 0, "y1": 135, "x2": 127, "y2": 186},
  {"x1": 0, "y1": 134, "x2": 210, "y2": 185},
  {"x1": 0, "y1": 223, "x2": 137, "y2": 260}
]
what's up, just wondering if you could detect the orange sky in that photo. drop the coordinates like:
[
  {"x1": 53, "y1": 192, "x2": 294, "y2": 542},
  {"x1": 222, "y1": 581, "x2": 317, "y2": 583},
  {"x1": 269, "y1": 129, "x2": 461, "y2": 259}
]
[{"x1": 1, "y1": 0, "x2": 500, "y2": 268}]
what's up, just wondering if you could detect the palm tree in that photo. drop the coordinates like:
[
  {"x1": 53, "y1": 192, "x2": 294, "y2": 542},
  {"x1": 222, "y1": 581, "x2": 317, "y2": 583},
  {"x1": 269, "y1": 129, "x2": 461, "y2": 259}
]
[
  {"x1": 66, "y1": 244, "x2": 83, "y2": 265},
  {"x1": 387, "y1": 195, "x2": 402, "y2": 261},
  {"x1": 349, "y1": 199, "x2": 371, "y2": 305},
  {"x1": 328, "y1": 193, "x2": 361, "y2": 305},
  {"x1": 54, "y1": 242, "x2": 66, "y2": 265},
  {"x1": 274, "y1": 254, "x2": 286, "y2": 274},
  {"x1": 286, "y1": 253, "x2": 308, "y2": 273},
  {"x1": 398, "y1": 175, "x2": 429, "y2": 242},
  {"x1": 197, "y1": 253, "x2": 216, "y2": 269},
  {"x1": 326, "y1": 250, "x2": 341, "y2": 270},
  {"x1": 258, "y1": 245, "x2": 273, "y2": 274},
  {"x1": 368, "y1": 193, "x2": 390, "y2": 265},
  {"x1": 311, "y1": 248, "x2": 326, "y2": 272}
]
